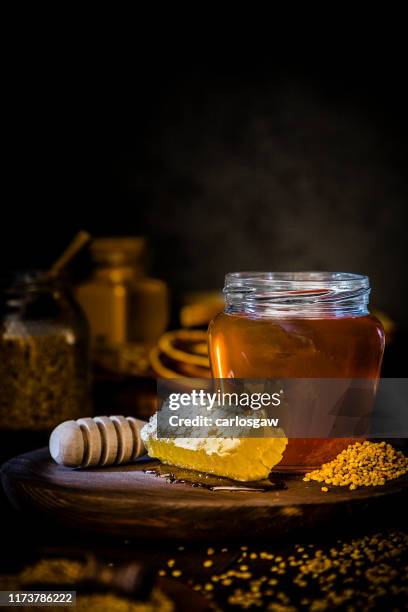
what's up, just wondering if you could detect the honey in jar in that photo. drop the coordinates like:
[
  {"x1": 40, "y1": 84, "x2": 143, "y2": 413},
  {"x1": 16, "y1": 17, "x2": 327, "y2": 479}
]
[{"x1": 208, "y1": 272, "x2": 385, "y2": 472}]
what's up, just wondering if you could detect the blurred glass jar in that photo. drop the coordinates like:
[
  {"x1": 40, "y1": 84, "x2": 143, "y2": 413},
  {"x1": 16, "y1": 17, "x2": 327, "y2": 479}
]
[
  {"x1": 76, "y1": 237, "x2": 169, "y2": 375},
  {"x1": 0, "y1": 272, "x2": 91, "y2": 432}
]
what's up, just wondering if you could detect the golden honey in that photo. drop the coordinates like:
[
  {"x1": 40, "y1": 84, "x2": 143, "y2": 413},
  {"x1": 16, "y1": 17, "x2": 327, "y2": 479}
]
[{"x1": 208, "y1": 272, "x2": 385, "y2": 472}]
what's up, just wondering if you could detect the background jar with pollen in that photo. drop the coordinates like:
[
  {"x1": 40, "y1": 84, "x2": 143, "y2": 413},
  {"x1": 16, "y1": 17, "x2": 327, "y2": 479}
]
[
  {"x1": 0, "y1": 272, "x2": 91, "y2": 434},
  {"x1": 208, "y1": 272, "x2": 385, "y2": 472}
]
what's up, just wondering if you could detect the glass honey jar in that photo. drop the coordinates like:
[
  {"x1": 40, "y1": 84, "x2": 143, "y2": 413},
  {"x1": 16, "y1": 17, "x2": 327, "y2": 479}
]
[{"x1": 208, "y1": 272, "x2": 385, "y2": 472}]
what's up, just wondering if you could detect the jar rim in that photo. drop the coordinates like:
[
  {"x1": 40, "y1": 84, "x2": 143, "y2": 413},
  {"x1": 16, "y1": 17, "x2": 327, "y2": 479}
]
[
  {"x1": 223, "y1": 272, "x2": 370, "y2": 318},
  {"x1": 1, "y1": 270, "x2": 66, "y2": 293},
  {"x1": 224, "y1": 271, "x2": 369, "y2": 291}
]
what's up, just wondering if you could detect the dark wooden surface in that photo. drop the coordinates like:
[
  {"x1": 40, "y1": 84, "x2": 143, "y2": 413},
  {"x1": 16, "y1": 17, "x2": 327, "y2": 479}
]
[{"x1": 2, "y1": 448, "x2": 407, "y2": 541}]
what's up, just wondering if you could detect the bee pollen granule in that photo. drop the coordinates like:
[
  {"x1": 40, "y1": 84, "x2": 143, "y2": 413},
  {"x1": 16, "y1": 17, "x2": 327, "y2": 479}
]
[{"x1": 303, "y1": 441, "x2": 408, "y2": 490}]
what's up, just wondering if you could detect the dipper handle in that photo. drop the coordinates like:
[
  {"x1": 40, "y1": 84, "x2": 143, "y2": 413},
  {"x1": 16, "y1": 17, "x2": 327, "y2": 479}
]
[{"x1": 49, "y1": 415, "x2": 147, "y2": 468}]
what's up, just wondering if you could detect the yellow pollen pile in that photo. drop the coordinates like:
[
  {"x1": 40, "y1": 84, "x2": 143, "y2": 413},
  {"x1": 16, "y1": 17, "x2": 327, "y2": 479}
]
[
  {"x1": 303, "y1": 441, "x2": 408, "y2": 490},
  {"x1": 9, "y1": 558, "x2": 174, "y2": 611}
]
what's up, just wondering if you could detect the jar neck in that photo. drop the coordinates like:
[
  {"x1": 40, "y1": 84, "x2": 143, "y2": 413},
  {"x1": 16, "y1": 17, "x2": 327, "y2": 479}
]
[
  {"x1": 223, "y1": 272, "x2": 370, "y2": 319},
  {"x1": 3, "y1": 271, "x2": 65, "y2": 297},
  {"x1": 94, "y1": 265, "x2": 142, "y2": 283}
]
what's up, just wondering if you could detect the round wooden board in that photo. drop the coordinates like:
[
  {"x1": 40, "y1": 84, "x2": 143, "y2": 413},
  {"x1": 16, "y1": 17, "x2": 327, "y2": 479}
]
[{"x1": 2, "y1": 448, "x2": 407, "y2": 541}]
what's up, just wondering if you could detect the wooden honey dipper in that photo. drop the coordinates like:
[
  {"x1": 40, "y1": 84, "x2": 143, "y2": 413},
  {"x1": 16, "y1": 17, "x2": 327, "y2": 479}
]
[{"x1": 49, "y1": 416, "x2": 147, "y2": 467}]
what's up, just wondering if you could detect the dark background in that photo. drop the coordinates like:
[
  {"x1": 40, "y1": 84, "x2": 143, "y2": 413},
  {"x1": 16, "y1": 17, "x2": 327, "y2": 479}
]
[
  {"x1": 0, "y1": 29, "x2": 407, "y2": 610},
  {"x1": 3, "y1": 33, "x2": 407, "y2": 328}
]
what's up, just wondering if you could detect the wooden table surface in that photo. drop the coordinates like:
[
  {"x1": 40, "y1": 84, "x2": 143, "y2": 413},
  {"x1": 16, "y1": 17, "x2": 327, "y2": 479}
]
[{"x1": 1, "y1": 448, "x2": 407, "y2": 610}]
